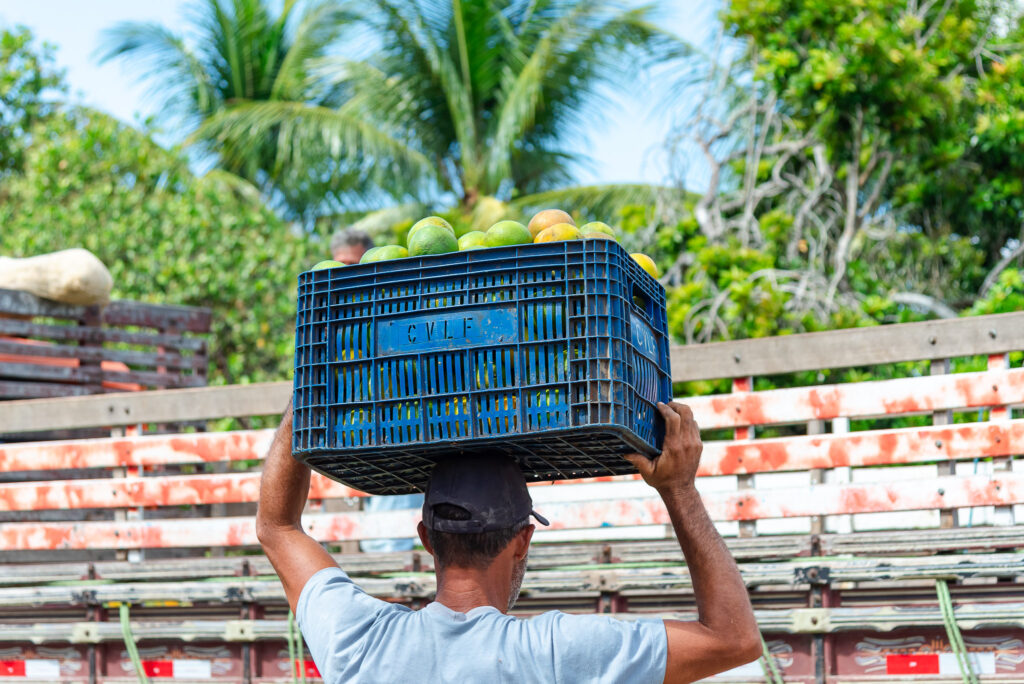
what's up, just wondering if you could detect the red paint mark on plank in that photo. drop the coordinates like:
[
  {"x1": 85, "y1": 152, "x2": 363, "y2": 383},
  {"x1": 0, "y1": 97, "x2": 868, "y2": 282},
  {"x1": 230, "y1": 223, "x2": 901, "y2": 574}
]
[
  {"x1": 0, "y1": 661, "x2": 26, "y2": 676},
  {"x1": 886, "y1": 654, "x2": 939, "y2": 675}
]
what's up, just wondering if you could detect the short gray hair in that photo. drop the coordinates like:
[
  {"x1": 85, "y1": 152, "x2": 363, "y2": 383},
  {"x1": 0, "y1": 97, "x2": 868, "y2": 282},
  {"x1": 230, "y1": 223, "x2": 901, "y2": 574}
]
[{"x1": 330, "y1": 228, "x2": 375, "y2": 253}]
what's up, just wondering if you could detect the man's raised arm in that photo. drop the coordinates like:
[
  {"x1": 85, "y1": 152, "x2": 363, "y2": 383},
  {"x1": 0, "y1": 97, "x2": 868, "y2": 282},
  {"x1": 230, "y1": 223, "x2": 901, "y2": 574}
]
[
  {"x1": 256, "y1": 400, "x2": 337, "y2": 612},
  {"x1": 625, "y1": 403, "x2": 762, "y2": 684}
]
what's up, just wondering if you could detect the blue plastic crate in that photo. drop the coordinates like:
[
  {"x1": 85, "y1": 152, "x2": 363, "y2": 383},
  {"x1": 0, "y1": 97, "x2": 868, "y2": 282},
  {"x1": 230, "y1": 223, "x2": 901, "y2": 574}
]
[{"x1": 292, "y1": 240, "x2": 672, "y2": 494}]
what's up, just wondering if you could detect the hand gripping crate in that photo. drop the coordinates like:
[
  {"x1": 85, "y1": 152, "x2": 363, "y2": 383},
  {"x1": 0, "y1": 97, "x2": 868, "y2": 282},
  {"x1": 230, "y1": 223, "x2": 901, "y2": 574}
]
[{"x1": 292, "y1": 240, "x2": 672, "y2": 494}]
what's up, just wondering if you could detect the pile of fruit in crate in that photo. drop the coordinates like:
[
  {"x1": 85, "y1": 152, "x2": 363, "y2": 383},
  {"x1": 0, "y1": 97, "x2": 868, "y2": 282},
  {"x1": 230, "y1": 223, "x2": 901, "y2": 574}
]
[{"x1": 310, "y1": 209, "x2": 660, "y2": 280}]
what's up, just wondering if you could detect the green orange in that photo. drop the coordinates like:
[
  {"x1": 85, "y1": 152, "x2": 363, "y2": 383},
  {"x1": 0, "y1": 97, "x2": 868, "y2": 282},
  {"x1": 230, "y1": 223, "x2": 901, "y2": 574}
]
[
  {"x1": 311, "y1": 260, "x2": 343, "y2": 270},
  {"x1": 484, "y1": 220, "x2": 532, "y2": 247},
  {"x1": 408, "y1": 224, "x2": 458, "y2": 256}
]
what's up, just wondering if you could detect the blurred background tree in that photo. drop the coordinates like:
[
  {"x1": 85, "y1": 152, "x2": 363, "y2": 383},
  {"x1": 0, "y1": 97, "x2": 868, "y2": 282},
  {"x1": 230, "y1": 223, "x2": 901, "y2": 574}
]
[
  {"x1": 0, "y1": 27, "x2": 65, "y2": 178},
  {"x1": 652, "y1": 0, "x2": 1024, "y2": 344},
  {"x1": 1, "y1": 27, "x2": 316, "y2": 386}
]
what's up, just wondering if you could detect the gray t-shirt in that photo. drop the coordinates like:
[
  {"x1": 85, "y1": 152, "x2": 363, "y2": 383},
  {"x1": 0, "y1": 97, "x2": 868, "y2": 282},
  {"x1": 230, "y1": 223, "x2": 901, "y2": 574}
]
[{"x1": 297, "y1": 567, "x2": 668, "y2": 683}]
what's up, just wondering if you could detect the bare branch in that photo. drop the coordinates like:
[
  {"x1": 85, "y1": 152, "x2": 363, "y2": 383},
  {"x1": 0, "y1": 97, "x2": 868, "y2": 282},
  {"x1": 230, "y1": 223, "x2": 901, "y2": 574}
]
[
  {"x1": 918, "y1": 0, "x2": 954, "y2": 48},
  {"x1": 889, "y1": 292, "x2": 958, "y2": 319},
  {"x1": 979, "y1": 232, "x2": 1024, "y2": 297},
  {"x1": 857, "y1": 151, "x2": 895, "y2": 220}
]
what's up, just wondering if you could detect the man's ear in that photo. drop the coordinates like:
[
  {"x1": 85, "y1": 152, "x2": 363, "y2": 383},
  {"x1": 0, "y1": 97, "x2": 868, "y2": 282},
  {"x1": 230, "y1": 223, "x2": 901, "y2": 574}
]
[
  {"x1": 417, "y1": 521, "x2": 434, "y2": 555},
  {"x1": 513, "y1": 524, "x2": 534, "y2": 561}
]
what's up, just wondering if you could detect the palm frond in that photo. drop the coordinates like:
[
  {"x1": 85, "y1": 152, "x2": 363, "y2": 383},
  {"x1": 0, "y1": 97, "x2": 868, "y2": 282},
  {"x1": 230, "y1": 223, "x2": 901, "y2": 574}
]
[
  {"x1": 198, "y1": 167, "x2": 265, "y2": 204},
  {"x1": 96, "y1": 22, "x2": 217, "y2": 122},
  {"x1": 485, "y1": 1, "x2": 604, "y2": 185},
  {"x1": 194, "y1": 100, "x2": 437, "y2": 200},
  {"x1": 270, "y1": 2, "x2": 358, "y2": 101}
]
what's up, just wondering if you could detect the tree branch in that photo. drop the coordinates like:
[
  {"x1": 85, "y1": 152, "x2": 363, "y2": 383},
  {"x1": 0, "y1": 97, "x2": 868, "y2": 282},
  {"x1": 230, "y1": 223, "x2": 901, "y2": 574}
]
[
  {"x1": 979, "y1": 232, "x2": 1024, "y2": 297},
  {"x1": 889, "y1": 292, "x2": 958, "y2": 319}
]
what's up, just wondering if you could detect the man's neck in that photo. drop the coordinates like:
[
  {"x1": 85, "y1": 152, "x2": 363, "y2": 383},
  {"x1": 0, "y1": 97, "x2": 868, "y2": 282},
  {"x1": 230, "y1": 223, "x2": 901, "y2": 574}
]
[{"x1": 433, "y1": 565, "x2": 510, "y2": 614}]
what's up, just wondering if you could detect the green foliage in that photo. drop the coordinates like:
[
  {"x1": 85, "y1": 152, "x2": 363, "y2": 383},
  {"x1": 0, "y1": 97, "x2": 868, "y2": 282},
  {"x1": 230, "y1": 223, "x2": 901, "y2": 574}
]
[
  {"x1": 0, "y1": 27, "x2": 65, "y2": 177},
  {"x1": 726, "y1": 0, "x2": 981, "y2": 147},
  {"x1": 723, "y1": 0, "x2": 1024, "y2": 269},
  {"x1": 910, "y1": 47, "x2": 1024, "y2": 263},
  {"x1": 971, "y1": 268, "x2": 1024, "y2": 315},
  {"x1": 0, "y1": 108, "x2": 318, "y2": 385}
]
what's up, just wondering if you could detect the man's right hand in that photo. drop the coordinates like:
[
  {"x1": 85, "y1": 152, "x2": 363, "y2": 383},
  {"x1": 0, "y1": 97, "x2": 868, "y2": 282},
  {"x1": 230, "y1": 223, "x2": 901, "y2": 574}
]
[{"x1": 624, "y1": 402, "x2": 703, "y2": 495}]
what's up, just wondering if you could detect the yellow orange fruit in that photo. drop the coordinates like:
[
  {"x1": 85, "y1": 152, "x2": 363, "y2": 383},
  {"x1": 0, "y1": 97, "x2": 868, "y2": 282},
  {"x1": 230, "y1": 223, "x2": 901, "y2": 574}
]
[
  {"x1": 527, "y1": 209, "x2": 574, "y2": 239},
  {"x1": 534, "y1": 222, "x2": 582, "y2": 243},
  {"x1": 630, "y1": 253, "x2": 660, "y2": 279}
]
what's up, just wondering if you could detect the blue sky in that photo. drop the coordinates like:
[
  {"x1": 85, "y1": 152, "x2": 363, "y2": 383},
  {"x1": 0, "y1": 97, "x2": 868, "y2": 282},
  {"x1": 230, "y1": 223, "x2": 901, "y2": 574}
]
[{"x1": 0, "y1": 0, "x2": 717, "y2": 187}]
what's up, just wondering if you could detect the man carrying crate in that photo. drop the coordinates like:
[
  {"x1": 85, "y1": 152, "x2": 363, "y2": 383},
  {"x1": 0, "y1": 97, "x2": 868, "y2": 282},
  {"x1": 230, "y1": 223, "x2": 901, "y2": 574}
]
[{"x1": 257, "y1": 401, "x2": 762, "y2": 683}]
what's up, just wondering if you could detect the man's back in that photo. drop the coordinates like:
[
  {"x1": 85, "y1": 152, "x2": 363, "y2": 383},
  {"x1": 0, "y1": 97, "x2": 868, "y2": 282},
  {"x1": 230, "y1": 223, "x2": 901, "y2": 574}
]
[
  {"x1": 299, "y1": 567, "x2": 668, "y2": 684},
  {"x1": 258, "y1": 402, "x2": 762, "y2": 684}
]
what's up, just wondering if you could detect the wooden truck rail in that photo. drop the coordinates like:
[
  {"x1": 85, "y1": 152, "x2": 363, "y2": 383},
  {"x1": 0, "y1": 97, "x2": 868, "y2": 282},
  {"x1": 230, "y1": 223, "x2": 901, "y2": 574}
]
[
  {"x1": 0, "y1": 312, "x2": 1022, "y2": 682},
  {"x1": 0, "y1": 288, "x2": 210, "y2": 403}
]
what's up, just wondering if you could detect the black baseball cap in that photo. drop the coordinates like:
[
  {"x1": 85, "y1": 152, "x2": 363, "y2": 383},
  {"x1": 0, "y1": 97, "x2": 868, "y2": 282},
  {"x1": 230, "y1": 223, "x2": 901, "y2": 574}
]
[{"x1": 422, "y1": 455, "x2": 550, "y2": 533}]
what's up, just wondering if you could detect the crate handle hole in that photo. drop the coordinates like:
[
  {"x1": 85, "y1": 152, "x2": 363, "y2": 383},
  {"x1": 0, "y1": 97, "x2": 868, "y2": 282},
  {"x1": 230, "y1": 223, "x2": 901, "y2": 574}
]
[{"x1": 632, "y1": 285, "x2": 653, "y2": 319}]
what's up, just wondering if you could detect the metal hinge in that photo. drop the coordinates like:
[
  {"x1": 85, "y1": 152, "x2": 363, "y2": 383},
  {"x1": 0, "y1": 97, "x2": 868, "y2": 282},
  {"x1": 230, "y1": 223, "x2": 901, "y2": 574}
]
[
  {"x1": 791, "y1": 608, "x2": 831, "y2": 633},
  {"x1": 224, "y1": 620, "x2": 255, "y2": 641},
  {"x1": 70, "y1": 623, "x2": 101, "y2": 644}
]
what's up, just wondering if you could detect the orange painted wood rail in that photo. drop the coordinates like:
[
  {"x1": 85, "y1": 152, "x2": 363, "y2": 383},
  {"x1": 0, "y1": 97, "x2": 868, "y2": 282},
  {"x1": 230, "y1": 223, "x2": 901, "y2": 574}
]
[{"x1": 2, "y1": 472, "x2": 1023, "y2": 550}]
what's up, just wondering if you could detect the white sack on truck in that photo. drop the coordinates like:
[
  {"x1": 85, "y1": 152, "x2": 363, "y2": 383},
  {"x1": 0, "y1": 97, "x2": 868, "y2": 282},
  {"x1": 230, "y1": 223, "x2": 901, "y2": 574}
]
[{"x1": 0, "y1": 248, "x2": 114, "y2": 306}]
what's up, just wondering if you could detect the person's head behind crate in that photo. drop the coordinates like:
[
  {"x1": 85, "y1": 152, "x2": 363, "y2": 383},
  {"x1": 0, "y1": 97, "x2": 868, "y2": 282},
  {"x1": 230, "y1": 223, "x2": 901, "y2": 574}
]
[
  {"x1": 330, "y1": 228, "x2": 375, "y2": 265},
  {"x1": 417, "y1": 455, "x2": 549, "y2": 611}
]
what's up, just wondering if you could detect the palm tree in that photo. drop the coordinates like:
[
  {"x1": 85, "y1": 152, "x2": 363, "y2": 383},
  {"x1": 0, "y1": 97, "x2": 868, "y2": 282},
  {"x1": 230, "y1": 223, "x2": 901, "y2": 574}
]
[
  {"x1": 97, "y1": 0, "x2": 427, "y2": 219},
  {"x1": 199, "y1": 0, "x2": 690, "y2": 220}
]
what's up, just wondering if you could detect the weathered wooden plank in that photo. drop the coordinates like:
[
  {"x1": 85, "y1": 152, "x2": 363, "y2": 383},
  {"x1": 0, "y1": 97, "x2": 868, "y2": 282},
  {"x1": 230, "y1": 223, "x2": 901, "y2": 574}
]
[
  {"x1": 0, "y1": 339, "x2": 203, "y2": 371},
  {"x1": 0, "y1": 361, "x2": 204, "y2": 388},
  {"x1": 686, "y1": 368, "x2": 1024, "y2": 429},
  {"x1": 703, "y1": 472, "x2": 1024, "y2": 522},
  {"x1": 3, "y1": 419, "x2": 1021, "y2": 482},
  {"x1": 0, "y1": 380, "x2": 106, "y2": 400},
  {"x1": 1, "y1": 473, "x2": 1020, "y2": 549},
  {"x1": 671, "y1": 311, "x2": 1024, "y2": 381},
  {"x1": 819, "y1": 524, "x2": 1024, "y2": 556},
  {"x1": 6, "y1": 554, "x2": 1022, "y2": 607},
  {"x1": 0, "y1": 384, "x2": 290, "y2": 434},
  {"x1": 698, "y1": 418, "x2": 1024, "y2": 476},
  {"x1": 5, "y1": 600, "x2": 1024, "y2": 642},
  {"x1": 0, "y1": 287, "x2": 89, "y2": 320},
  {"x1": 0, "y1": 430, "x2": 276, "y2": 471},
  {"x1": 0, "y1": 318, "x2": 206, "y2": 351},
  {"x1": 7, "y1": 527, "x2": 1021, "y2": 588},
  {"x1": 0, "y1": 287, "x2": 211, "y2": 331},
  {"x1": 0, "y1": 470, "x2": 360, "y2": 511},
  {"x1": 101, "y1": 300, "x2": 212, "y2": 333}
]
